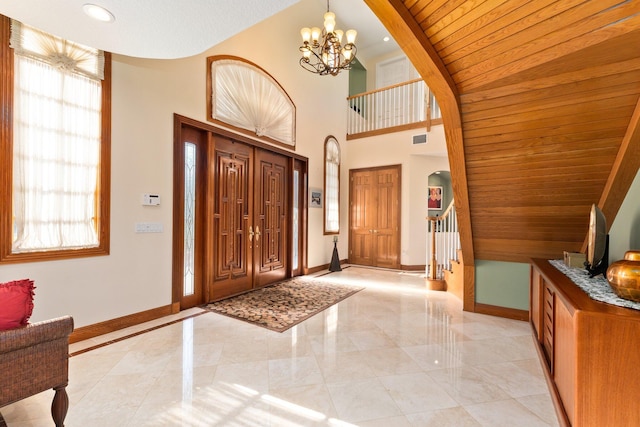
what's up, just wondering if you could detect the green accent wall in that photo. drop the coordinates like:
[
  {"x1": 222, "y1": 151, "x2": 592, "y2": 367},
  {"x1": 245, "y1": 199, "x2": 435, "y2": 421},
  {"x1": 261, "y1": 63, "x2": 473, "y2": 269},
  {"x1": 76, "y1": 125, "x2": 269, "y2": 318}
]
[
  {"x1": 475, "y1": 260, "x2": 530, "y2": 310},
  {"x1": 348, "y1": 58, "x2": 366, "y2": 97},
  {"x1": 609, "y1": 168, "x2": 640, "y2": 261},
  {"x1": 427, "y1": 171, "x2": 452, "y2": 217}
]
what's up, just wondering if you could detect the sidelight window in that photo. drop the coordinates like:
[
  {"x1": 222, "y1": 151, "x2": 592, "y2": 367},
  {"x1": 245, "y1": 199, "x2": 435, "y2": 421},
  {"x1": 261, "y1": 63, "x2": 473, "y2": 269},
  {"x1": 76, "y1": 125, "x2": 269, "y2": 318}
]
[{"x1": 324, "y1": 136, "x2": 340, "y2": 234}]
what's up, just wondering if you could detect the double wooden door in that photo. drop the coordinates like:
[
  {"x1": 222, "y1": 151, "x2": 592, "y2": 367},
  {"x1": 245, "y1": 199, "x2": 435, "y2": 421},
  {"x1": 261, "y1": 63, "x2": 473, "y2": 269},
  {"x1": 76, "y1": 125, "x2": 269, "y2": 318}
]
[
  {"x1": 210, "y1": 136, "x2": 289, "y2": 301},
  {"x1": 349, "y1": 165, "x2": 401, "y2": 269}
]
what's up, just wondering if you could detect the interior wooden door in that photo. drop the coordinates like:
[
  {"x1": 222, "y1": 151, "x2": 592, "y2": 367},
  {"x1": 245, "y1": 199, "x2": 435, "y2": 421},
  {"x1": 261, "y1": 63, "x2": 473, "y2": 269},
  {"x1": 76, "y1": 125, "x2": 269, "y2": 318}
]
[
  {"x1": 372, "y1": 166, "x2": 400, "y2": 268},
  {"x1": 349, "y1": 165, "x2": 401, "y2": 269},
  {"x1": 350, "y1": 169, "x2": 375, "y2": 266}
]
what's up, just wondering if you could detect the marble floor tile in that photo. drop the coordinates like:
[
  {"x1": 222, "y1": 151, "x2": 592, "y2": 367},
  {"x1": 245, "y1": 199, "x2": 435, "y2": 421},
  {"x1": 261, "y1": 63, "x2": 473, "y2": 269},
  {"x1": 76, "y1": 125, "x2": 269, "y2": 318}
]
[
  {"x1": 464, "y1": 398, "x2": 550, "y2": 427},
  {"x1": 405, "y1": 406, "x2": 482, "y2": 427},
  {"x1": 378, "y1": 372, "x2": 459, "y2": 414},
  {"x1": 326, "y1": 378, "x2": 402, "y2": 423},
  {"x1": 0, "y1": 266, "x2": 559, "y2": 426},
  {"x1": 268, "y1": 356, "x2": 325, "y2": 389}
]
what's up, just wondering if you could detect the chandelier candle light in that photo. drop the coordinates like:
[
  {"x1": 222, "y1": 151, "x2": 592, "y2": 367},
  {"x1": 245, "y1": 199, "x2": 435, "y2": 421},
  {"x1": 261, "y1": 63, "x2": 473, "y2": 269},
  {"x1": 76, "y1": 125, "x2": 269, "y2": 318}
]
[{"x1": 299, "y1": 1, "x2": 357, "y2": 76}]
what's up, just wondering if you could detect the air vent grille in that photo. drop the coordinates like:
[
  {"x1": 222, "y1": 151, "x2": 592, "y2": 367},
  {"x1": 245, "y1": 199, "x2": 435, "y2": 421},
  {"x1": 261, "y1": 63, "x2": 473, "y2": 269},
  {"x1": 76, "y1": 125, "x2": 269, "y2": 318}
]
[{"x1": 413, "y1": 134, "x2": 427, "y2": 144}]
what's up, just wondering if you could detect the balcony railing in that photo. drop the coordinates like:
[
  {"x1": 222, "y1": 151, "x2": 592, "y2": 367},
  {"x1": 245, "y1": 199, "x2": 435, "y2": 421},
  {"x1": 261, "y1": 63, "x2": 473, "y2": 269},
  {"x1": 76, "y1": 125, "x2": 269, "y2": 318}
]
[
  {"x1": 347, "y1": 79, "x2": 442, "y2": 139},
  {"x1": 426, "y1": 201, "x2": 460, "y2": 280}
]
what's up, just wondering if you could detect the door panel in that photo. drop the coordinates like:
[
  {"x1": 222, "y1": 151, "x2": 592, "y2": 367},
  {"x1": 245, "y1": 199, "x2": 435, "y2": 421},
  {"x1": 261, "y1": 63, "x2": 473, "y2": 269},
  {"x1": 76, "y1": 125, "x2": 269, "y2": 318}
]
[
  {"x1": 374, "y1": 167, "x2": 400, "y2": 268},
  {"x1": 349, "y1": 170, "x2": 374, "y2": 266},
  {"x1": 210, "y1": 136, "x2": 253, "y2": 300},
  {"x1": 253, "y1": 148, "x2": 288, "y2": 288},
  {"x1": 349, "y1": 165, "x2": 400, "y2": 269}
]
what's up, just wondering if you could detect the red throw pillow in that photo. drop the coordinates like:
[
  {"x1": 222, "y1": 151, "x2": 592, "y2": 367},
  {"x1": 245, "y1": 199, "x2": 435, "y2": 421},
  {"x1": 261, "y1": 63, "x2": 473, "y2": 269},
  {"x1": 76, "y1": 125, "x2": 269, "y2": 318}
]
[{"x1": 0, "y1": 279, "x2": 35, "y2": 330}]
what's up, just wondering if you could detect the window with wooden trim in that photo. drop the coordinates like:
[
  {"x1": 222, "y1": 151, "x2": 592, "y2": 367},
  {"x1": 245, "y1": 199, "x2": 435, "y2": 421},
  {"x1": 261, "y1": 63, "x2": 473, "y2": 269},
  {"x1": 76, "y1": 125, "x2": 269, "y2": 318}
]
[
  {"x1": 324, "y1": 136, "x2": 340, "y2": 234},
  {"x1": 0, "y1": 17, "x2": 111, "y2": 263}
]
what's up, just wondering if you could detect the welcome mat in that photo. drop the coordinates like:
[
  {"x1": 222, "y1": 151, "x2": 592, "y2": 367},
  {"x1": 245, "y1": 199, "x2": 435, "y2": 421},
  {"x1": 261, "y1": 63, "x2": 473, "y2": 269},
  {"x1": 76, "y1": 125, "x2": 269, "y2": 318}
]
[{"x1": 205, "y1": 277, "x2": 363, "y2": 332}]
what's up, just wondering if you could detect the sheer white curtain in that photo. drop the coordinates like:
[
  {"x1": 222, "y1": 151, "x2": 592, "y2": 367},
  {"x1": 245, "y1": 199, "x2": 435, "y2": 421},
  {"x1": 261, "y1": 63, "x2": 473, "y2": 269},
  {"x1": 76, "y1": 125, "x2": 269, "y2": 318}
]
[
  {"x1": 11, "y1": 21, "x2": 102, "y2": 252},
  {"x1": 211, "y1": 59, "x2": 295, "y2": 146},
  {"x1": 325, "y1": 138, "x2": 340, "y2": 233}
]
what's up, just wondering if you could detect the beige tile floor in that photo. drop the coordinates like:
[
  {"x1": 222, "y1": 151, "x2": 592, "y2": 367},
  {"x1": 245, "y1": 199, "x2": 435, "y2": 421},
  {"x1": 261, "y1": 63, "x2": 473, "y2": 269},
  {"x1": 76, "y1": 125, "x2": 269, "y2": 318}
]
[{"x1": 1, "y1": 266, "x2": 559, "y2": 426}]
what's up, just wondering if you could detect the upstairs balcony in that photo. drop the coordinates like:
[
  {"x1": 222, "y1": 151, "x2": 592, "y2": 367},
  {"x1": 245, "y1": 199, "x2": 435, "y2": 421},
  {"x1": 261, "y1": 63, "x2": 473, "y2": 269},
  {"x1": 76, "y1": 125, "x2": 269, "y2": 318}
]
[{"x1": 347, "y1": 78, "x2": 442, "y2": 139}]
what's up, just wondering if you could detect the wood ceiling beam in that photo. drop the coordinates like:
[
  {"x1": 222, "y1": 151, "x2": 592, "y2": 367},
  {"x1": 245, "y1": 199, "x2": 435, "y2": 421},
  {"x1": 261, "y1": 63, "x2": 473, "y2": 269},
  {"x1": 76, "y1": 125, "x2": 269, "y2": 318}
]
[
  {"x1": 363, "y1": 0, "x2": 476, "y2": 311},
  {"x1": 585, "y1": 94, "x2": 640, "y2": 252}
]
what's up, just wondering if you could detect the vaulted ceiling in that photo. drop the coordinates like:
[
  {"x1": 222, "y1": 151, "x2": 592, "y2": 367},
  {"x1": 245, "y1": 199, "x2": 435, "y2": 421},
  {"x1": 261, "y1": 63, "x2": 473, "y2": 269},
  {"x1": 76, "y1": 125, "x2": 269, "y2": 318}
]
[{"x1": 366, "y1": 0, "x2": 640, "y2": 275}]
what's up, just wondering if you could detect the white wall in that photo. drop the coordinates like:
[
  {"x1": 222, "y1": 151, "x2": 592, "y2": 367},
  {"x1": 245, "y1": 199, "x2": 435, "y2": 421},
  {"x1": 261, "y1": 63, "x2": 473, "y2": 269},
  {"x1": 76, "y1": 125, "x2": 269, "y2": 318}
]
[
  {"x1": 345, "y1": 126, "x2": 449, "y2": 267},
  {"x1": 0, "y1": 0, "x2": 448, "y2": 327},
  {"x1": 0, "y1": 0, "x2": 343, "y2": 327}
]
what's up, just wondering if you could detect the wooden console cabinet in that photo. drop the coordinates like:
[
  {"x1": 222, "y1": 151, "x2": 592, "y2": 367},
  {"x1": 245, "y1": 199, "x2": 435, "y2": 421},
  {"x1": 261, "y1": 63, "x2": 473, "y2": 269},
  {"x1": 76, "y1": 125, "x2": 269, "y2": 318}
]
[{"x1": 530, "y1": 258, "x2": 640, "y2": 427}]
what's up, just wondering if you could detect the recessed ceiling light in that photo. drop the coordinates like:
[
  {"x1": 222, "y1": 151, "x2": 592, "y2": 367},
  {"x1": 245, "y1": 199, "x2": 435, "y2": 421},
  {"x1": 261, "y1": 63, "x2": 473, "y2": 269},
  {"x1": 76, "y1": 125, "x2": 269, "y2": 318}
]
[
  {"x1": 383, "y1": 36, "x2": 390, "y2": 42},
  {"x1": 83, "y1": 4, "x2": 115, "y2": 23}
]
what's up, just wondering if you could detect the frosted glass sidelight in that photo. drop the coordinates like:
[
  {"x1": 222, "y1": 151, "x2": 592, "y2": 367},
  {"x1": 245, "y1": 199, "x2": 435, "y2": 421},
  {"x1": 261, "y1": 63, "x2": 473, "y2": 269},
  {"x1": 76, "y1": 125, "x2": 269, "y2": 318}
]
[
  {"x1": 292, "y1": 170, "x2": 299, "y2": 270},
  {"x1": 183, "y1": 143, "x2": 196, "y2": 296}
]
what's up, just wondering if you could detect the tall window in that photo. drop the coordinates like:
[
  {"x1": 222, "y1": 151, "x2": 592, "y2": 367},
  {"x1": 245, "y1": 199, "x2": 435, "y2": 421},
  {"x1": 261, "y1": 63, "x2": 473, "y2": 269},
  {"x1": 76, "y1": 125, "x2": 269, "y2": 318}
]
[
  {"x1": 324, "y1": 136, "x2": 340, "y2": 234},
  {"x1": 0, "y1": 17, "x2": 111, "y2": 263}
]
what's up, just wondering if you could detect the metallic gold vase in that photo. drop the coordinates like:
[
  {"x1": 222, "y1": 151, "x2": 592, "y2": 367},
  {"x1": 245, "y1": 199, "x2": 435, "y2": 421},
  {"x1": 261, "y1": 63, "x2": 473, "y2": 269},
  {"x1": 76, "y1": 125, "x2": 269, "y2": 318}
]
[
  {"x1": 607, "y1": 251, "x2": 640, "y2": 303},
  {"x1": 624, "y1": 250, "x2": 640, "y2": 261}
]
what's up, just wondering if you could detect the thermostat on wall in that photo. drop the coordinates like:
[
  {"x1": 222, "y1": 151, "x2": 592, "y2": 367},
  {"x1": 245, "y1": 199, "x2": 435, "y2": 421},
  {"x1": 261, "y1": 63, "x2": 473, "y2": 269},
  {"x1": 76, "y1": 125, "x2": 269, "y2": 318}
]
[{"x1": 142, "y1": 194, "x2": 160, "y2": 206}]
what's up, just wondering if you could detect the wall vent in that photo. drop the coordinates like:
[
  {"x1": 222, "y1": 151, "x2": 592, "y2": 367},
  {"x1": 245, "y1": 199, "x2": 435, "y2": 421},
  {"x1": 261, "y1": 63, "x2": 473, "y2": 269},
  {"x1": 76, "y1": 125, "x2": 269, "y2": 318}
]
[{"x1": 412, "y1": 133, "x2": 427, "y2": 145}]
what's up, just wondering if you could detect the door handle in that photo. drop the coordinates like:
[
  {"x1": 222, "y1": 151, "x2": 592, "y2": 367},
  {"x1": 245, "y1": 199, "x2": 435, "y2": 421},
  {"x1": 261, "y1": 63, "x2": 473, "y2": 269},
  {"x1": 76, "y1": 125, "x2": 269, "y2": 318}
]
[
  {"x1": 248, "y1": 226, "x2": 254, "y2": 242},
  {"x1": 255, "y1": 226, "x2": 261, "y2": 241}
]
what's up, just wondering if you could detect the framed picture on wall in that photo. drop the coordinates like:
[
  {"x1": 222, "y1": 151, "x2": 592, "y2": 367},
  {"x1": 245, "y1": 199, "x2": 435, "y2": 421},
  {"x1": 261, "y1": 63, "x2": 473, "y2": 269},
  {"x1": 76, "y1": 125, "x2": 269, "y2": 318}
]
[
  {"x1": 310, "y1": 188, "x2": 323, "y2": 208},
  {"x1": 428, "y1": 186, "x2": 443, "y2": 210}
]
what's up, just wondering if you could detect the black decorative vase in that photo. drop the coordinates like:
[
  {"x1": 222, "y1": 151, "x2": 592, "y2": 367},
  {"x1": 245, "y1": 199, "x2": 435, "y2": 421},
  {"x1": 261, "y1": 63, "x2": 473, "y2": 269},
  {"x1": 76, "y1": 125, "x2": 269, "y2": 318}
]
[{"x1": 329, "y1": 241, "x2": 342, "y2": 272}]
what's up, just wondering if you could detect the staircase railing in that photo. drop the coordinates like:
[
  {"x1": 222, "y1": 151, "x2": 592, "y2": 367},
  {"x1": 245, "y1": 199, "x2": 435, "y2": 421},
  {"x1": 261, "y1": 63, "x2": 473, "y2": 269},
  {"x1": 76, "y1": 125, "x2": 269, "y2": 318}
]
[
  {"x1": 347, "y1": 79, "x2": 441, "y2": 138},
  {"x1": 426, "y1": 201, "x2": 460, "y2": 280}
]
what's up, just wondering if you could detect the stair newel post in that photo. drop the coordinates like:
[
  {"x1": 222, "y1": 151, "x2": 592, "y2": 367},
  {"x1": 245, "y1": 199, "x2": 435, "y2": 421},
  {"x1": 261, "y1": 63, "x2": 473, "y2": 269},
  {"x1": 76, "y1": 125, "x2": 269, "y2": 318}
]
[
  {"x1": 426, "y1": 215, "x2": 446, "y2": 291},
  {"x1": 429, "y1": 217, "x2": 438, "y2": 280}
]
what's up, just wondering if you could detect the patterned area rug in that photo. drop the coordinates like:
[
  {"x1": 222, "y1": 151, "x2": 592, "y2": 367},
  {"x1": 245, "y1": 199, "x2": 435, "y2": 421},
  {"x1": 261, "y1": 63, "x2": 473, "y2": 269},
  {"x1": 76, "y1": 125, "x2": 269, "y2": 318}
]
[{"x1": 205, "y1": 277, "x2": 363, "y2": 332}]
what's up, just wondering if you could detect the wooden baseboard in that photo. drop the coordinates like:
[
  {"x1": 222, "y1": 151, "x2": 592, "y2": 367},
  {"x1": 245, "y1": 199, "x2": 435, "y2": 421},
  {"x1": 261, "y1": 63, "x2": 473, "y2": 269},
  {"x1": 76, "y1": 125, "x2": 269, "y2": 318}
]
[
  {"x1": 400, "y1": 264, "x2": 426, "y2": 271},
  {"x1": 69, "y1": 304, "x2": 175, "y2": 344},
  {"x1": 474, "y1": 302, "x2": 529, "y2": 321},
  {"x1": 306, "y1": 259, "x2": 348, "y2": 275},
  {"x1": 310, "y1": 262, "x2": 424, "y2": 273}
]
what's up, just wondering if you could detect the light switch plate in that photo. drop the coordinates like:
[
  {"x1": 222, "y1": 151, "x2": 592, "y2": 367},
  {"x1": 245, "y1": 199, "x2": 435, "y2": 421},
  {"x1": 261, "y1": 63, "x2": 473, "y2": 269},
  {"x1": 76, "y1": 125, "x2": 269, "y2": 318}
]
[{"x1": 135, "y1": 222, "x2": 163, "y2": 233}]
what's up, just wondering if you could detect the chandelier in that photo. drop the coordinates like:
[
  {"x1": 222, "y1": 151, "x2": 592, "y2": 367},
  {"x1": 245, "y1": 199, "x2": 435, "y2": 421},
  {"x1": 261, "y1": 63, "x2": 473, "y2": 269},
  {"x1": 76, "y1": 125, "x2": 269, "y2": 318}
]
[{"x1": 299, "y1": 1, "x2": 357, "y2": 76}]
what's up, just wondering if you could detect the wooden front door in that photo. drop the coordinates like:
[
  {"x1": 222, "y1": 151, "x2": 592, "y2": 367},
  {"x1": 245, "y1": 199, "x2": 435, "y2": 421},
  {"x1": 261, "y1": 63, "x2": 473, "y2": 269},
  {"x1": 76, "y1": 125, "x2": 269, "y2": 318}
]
[
  {"x1": 349, "y1": 165, "x2": 401, "y2": 269},
  {"x1": 252, "y1": 148, "x2": 288, "y2": 288},
  {"x1": 210, "y1": 136, "x2": 288, "y2": 301}
]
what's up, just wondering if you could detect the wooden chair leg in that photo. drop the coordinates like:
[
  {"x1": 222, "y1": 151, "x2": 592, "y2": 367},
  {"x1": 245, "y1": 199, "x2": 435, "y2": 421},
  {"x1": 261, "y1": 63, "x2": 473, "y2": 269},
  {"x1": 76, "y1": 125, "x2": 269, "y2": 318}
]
[{"x1": 51, "y1": 384, "x2": 69, "y2": 427}]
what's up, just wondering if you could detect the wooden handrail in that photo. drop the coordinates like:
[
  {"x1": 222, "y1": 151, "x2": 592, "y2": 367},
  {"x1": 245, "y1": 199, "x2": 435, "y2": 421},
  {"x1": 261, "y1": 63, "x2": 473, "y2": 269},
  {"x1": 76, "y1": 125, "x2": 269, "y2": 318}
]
[
  {"x1": 346, "y1": 78, "x2": 424, "y2": 100},
  {"x1": 426, "y1": 199, "x2": 455, "y2": 222},
  {"x1": 425, "y1": 199, "x2": 460, "y2": 284}
]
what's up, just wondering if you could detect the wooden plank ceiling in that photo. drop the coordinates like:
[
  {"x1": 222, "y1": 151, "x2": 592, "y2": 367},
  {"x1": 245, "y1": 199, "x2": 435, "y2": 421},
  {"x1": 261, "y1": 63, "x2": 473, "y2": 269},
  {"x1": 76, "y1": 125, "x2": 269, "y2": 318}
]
[{"x1": 369, "y1": 0, "x2": 640, "y2": 263}]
